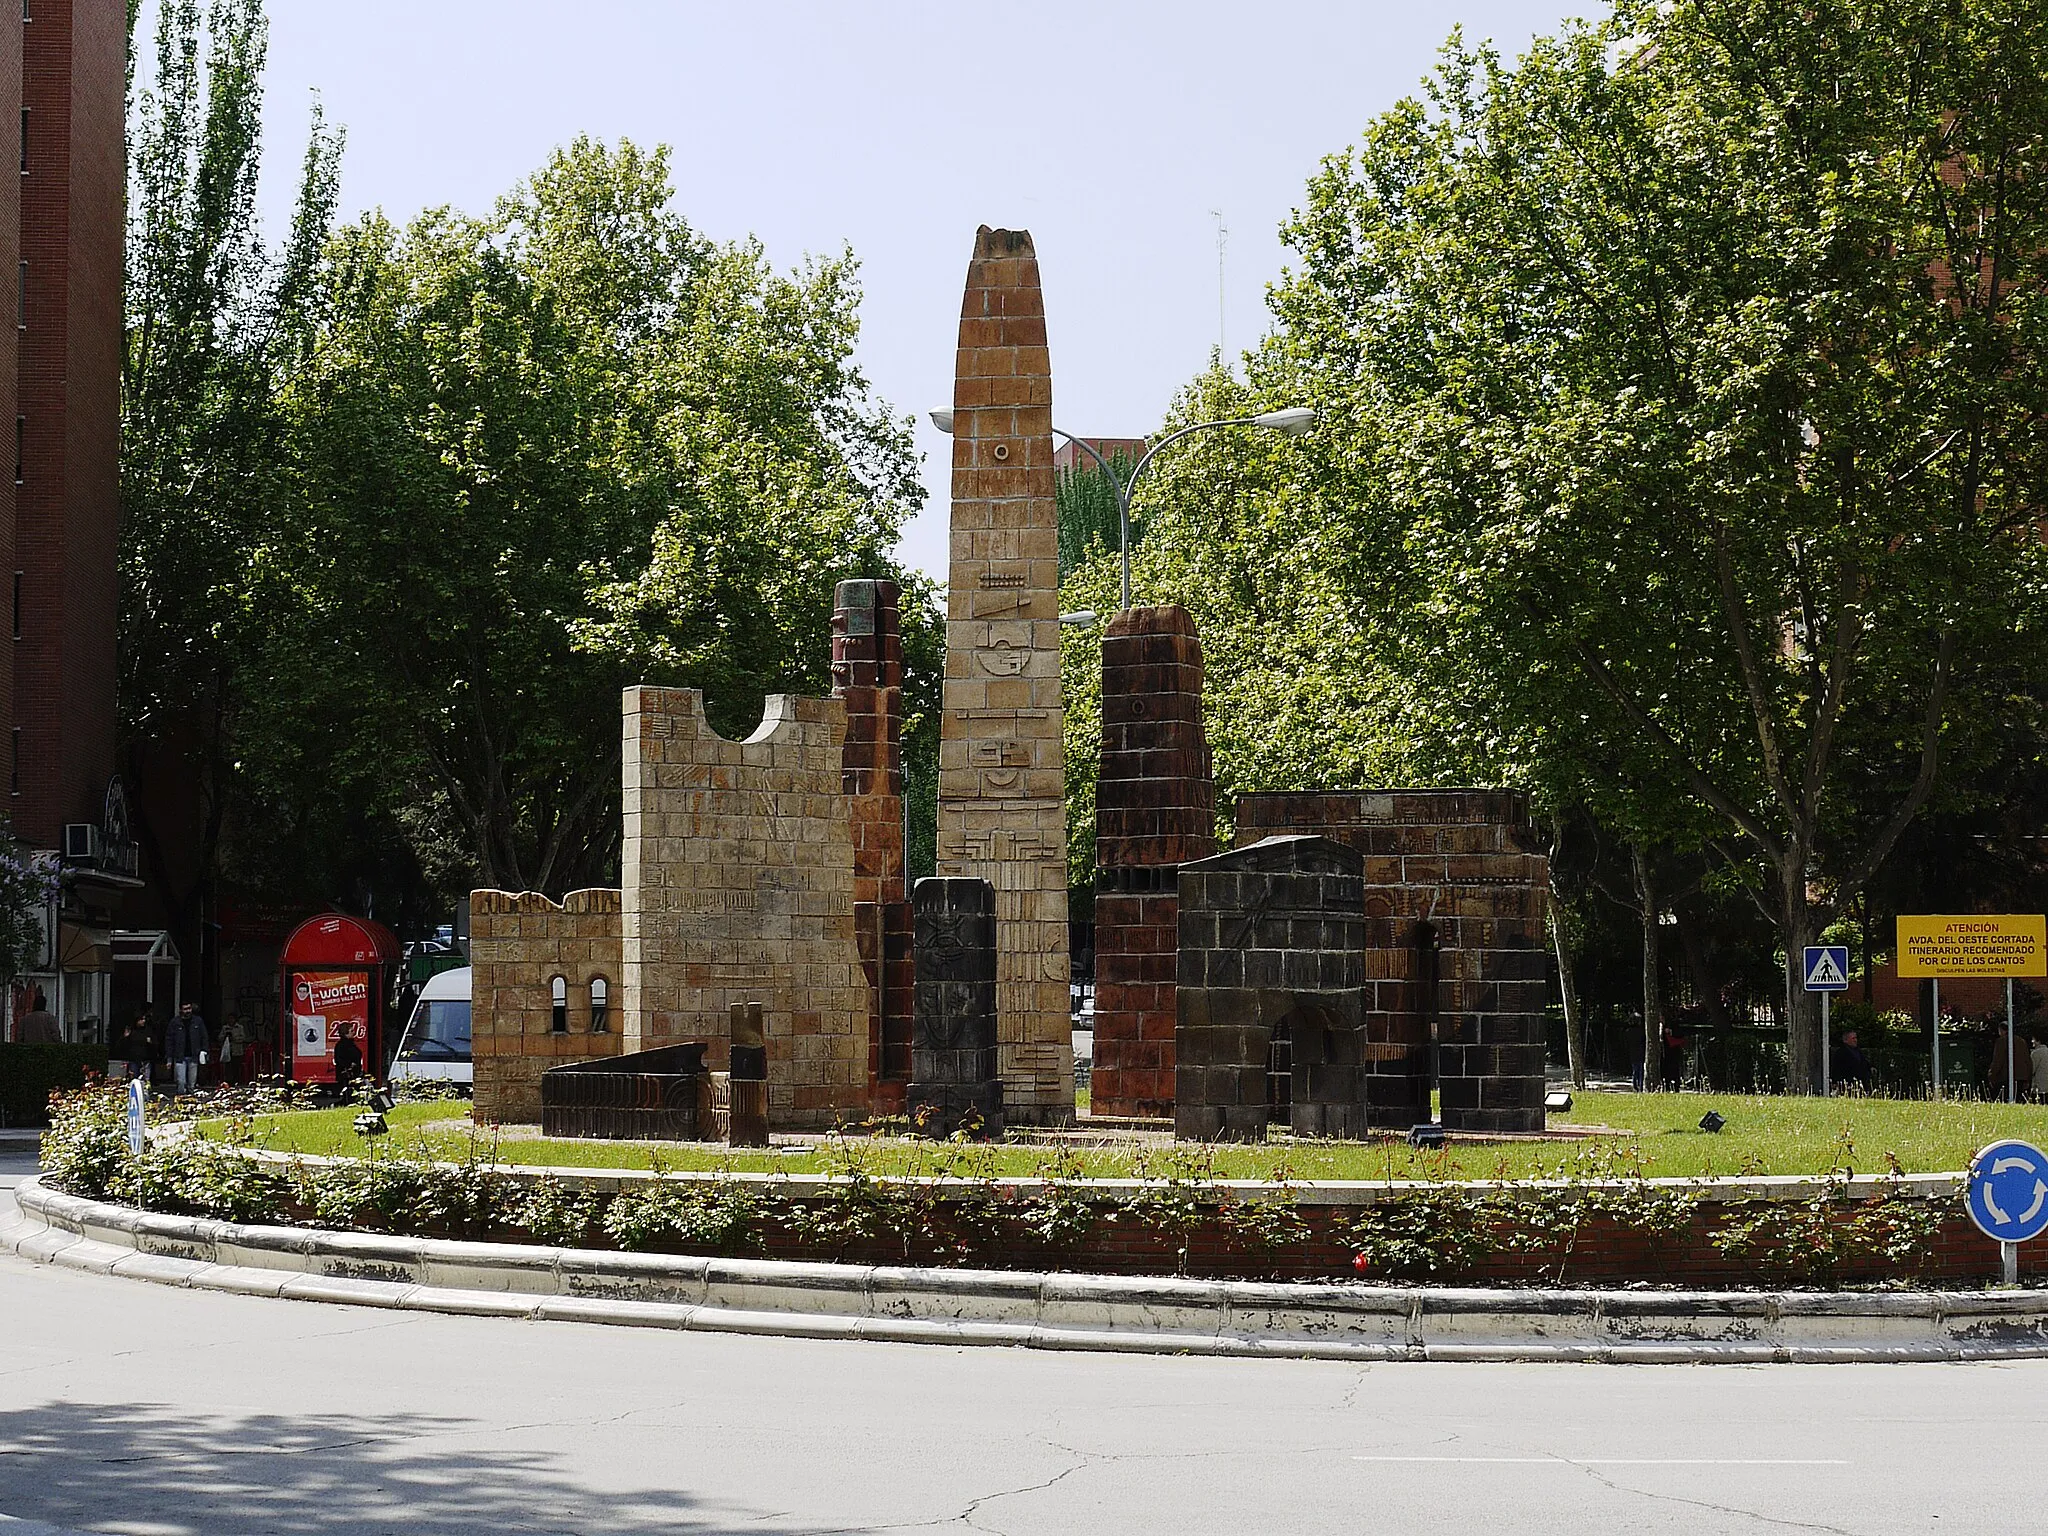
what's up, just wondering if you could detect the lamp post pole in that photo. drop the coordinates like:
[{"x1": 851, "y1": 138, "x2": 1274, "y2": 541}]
[{"x1": 931, "y1": 407, "x2": 1315, "y2": 614}]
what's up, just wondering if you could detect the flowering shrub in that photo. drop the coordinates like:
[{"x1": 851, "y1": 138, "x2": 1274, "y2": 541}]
[{"x1": 32, "y1": 1088, "x2": 1968, "y2": 1287}]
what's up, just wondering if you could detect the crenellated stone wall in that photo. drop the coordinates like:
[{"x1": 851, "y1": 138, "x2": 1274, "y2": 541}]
[
  {"x1": 470, "y1": 888, "x2": 623, "y2": 1124},
  {"x1": 620, "y1": 686, "x2": 870, "y2": 1129}
]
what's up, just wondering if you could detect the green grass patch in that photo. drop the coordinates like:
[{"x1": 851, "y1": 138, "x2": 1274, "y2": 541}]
[{"x1": 197, "y1": 1091, "x2": 2048, "y2": 1183}]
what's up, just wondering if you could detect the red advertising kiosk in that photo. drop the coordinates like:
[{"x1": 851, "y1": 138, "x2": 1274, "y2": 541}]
[{"x1": 278, "y1": 914, "x2": 402, "y2": 1084}]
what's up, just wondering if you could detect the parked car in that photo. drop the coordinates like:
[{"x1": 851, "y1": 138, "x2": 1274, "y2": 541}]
[{"x1": 389, "y1": 966, "x2": 472, "y2": 1089}]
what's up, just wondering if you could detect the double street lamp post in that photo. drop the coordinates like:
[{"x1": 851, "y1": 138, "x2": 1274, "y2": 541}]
[{"x1": 928, "y1": 406, "x2": 1316, "y2": 613}]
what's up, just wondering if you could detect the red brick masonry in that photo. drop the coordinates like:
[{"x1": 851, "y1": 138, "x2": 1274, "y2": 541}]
[
  {"x1": 832, "y1": 579, "x2": 913, "y2": 1113},
  {"x1": 1091, "y1": 605, "x2": 1215, "y2": 1117},
  {"x1": 603, "y1": 1178, "x2": 2026, "y2": 1288}
]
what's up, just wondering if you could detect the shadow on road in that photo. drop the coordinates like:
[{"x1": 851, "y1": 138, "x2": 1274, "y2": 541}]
[{"x1": 0, "y1": 1400, "x2": 819, "y2": 1535}]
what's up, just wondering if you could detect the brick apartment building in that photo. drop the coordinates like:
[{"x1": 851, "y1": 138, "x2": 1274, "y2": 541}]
[{"x1": 1, "y1": 0, "x2": 129, "y2": 1043}]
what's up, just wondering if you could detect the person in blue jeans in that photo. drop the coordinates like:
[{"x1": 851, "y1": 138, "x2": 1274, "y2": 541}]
[{"x1": 167, "y1": 1002, "x2": 209, "y2": 1095}]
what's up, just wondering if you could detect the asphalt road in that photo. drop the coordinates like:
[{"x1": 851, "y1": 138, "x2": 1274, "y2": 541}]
[{"x1": 2, "y1": 1145, "x2": 2044, "y2": 1536}]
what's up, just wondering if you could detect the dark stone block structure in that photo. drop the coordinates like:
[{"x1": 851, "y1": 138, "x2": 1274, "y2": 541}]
[
  {"x1": 1175, "y1": 836, "x2": 1370, "y2": 1141},
  {"x1": 831, "y1": 578, "x2": 914, "y2": 1112},
  {"x1": 907, "y1": 877, "x2": 1003, "y2": 1137},
  {"x1": 1236, "y1": 792, "x2": 1550, "y2": 1133},
  {"x1": 540, "y1": 1043, "x2": 708, "y2": 1141},
  {"x1": 1091, "y1": 605, "x2": 1217, "y2": 1118}
]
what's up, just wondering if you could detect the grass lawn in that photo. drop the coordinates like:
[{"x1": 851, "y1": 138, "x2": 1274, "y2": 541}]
[{"x1": 197, "y1": 1090, "x2": 2048, "y2": 1183}]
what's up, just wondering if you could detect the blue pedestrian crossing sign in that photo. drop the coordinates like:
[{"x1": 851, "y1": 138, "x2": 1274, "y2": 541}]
[
  {"x1": 1802, "y1": 945, "x2": 1851, "y2": 992},
  {"x1": 1967, "y1": 1141, "x2": 2048, "y2": 1244}
]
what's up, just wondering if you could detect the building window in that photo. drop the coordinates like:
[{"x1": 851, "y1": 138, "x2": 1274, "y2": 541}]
[
  {"x1": 13, "y1": 415, "x2": 20, "y2": 483},
  {"x1": 549, "y1": 974, "x2": 568, "y2": 1032},
  {"x1": 20, "y1": 1, "x2": 29, "y2": 22},
  {"x1": 9, "y1": 728, "x2": 17, "y2": 796},
  {"x1": 18, "y1": 109, "x2": 25, "y2": 174},
  {"x1": 10, "y1": 571, "x2": 18, "y2": 640},
  {"x1": 589, "y1": 976, "x2": 609, "y2": 1033},
  {"x1": 15, "y1": 260, "x2": 23, "y2": 329}
]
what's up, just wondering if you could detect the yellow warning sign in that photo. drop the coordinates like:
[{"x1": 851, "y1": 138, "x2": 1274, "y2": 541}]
[{"x1": 1895, "y1": 914, "x2": 2047, "y2": 978}]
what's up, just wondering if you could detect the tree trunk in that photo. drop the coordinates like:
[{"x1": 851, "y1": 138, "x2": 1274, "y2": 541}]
[
  {"x1": 1631, "y1": 845, "x2": 1662, "y2": 1091},
  {"x1": 1548, "y1": 898, "x2": 1587, "y2": 1089}
]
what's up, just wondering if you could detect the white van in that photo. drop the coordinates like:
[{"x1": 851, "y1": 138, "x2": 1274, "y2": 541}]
[{"x1": 390, "y1": 966, "x2": 472, "y2": 1088}]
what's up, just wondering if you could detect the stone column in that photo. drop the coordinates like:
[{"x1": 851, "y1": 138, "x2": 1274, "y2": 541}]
[
  {"x1": 1091, "y1": 604, "x2": 1215, "y2": 1118},
  {"x1": 833, "y1": 578, "x2": 914, "y2": 1112},
  {"x1": 936, "y1": 226, "x2": 1074, "y2": 1123},
  {"x1": 906, "y1": 877, "x2": 1002, "y2": 1138}
]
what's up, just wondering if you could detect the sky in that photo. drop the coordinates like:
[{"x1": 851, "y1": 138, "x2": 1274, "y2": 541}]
[{"x1": 239, "y1": 0, "x2": 1591, "y2": 579}]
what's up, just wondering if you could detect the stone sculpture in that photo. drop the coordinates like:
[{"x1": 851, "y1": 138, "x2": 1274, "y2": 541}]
[
  {"x1": 1090, "y1": 604, "x2": 1217, "y2": 1118},
  {"x1": 935, "y1": 226, "x2": 1074, "y2": 1124},
  {"x1": 621, "y1": 686, "x2": 869, "y2": 1129},
  {"x1": 1174, "y1": 836, "x2": 1371, "y2": 1142},
  {"x1": 906, "y1": 876, "x2": 1003, "y2": 1138},
  {"x1": 1236, "y1": 791, "x2": 1550, "y2": 1132},
  {"x1": 833, "y1": 578, "x2": 915, "y2": 1110}
]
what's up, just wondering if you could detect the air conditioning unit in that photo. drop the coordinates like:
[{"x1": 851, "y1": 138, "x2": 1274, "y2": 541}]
[{"x1": 62, "y1": 823, "x2": 102, "y2": 865}]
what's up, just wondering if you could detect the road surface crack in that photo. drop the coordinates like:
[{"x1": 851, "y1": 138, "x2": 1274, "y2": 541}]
[{"x1": 1573, "y1": 1461, "x2": 1857, "y2": 1535}]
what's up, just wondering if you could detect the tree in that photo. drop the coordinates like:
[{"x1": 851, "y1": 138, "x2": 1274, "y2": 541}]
[
  {"x1": 1257, "y1": 0, "x2": 2048, "y2": 1090},
  {"x1": 270, "y1": 138, "x2": 932, "y2": 895},
  {"x1": 121, "y1": 0, "x2": 342, "y2": 949}
]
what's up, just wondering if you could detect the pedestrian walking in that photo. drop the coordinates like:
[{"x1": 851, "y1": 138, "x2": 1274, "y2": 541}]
[
  {"x1": 2029, "y1": 1033, "x2": 2048, "y2": 1105},
  {"x1": 167, "y1": 1002, "x2": 209, "y2": 1096}
]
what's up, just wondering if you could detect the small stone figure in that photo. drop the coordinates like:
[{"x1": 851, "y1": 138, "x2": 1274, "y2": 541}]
[
  {"x1": 727, "y1": 1001, "x2": 769, "y2": 1148},
  {"x1": 906, "y1": 877, "x2": 1002, "y2": 1139}
]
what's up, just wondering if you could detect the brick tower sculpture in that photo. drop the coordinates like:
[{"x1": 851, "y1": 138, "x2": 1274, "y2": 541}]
[
  {"x1": 1090, "y1": 605, "x2": 1216, "y2": 1118},
  {"x1": 832, "y1": 578, "x2": 915, "y2": 1112},
  {"x1": 936, "y1": 226, "x2": 1075, "y2": 1123}
]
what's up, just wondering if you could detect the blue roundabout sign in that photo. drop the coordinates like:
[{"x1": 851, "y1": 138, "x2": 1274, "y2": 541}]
[{"x1": 1966, "y1": 1140, "x2": 2048, "y2": 1245}]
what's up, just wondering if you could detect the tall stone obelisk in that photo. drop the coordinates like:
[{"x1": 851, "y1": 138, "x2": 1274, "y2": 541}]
[{"x1": 936, "y1": 227, "x2": 1075, "y2": 1123}]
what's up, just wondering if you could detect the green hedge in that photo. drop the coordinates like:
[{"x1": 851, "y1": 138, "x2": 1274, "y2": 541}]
[{"x1": 0, "y1": 1043, "x2": 110, "y2": 1126}]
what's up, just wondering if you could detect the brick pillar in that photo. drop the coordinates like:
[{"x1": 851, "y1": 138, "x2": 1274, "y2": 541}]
[
  {"x1": 833, "y1": 578, "x2": 913, "y2": 1113},
  {"x1": 1090, "y1": 605, "x2": 1215, "y2": 1118},
  {"x1": 936, "y1": 226, "x2": 1074, "y2": 1123},
  {"x1": 907, "y1": 876, "x2": 1002, "y2": 1138}
]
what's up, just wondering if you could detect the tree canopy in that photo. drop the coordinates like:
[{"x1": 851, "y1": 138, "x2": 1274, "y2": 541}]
[
  {"x1": 122, "y1": 1, "x2": 937, "y2": 930},
  {"x1": 1068, "y1": 0, "x2": 2048, "y2": 1088}
]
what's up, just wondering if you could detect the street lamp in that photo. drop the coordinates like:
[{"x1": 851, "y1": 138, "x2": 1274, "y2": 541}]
[{"x1": 927, "y1": 404, "x2": 1317, "y2": 611}]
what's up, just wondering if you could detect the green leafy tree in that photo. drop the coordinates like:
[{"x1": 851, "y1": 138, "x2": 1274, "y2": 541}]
[
  {"x1": 120, "y1": 0, "x2": 343, "y2": 935},
  {"x1": 270, "y1": 139, "x2": 932, "y2": 894},
  {"x1": 1261, "y1": 0, "x2": 2048, "y2": 1089}
]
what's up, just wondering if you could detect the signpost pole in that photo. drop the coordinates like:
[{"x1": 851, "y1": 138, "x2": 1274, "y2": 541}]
[
  {"x1": 1821, "y1": 990, "x2": 1831, "y2": 1098},
  {"x1": 2004, "y1": 1240, "x2": 2019, "y2": 1287},
  {"x1": 1932, "y1": 978, "x2": 1942, "y2": 1101},
  {"x1": 2008, "y1": 978, "x2": 2017, "y2": 1105}
]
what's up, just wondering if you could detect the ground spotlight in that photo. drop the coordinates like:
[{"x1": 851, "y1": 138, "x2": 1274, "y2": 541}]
[
  {"x1": 1544, "y1": 1090, "x2": 1573, "y2": 1112},
  {"x1": 1408, "y1": 1123, "x2": 1446, "y2": 1150},
  {"x1": 1698, "y1": 1110, "x2": 1727, "y2": 1134},
  {"x1": 353, "y1": 1111, "x2": 389, "y2": 1139}
]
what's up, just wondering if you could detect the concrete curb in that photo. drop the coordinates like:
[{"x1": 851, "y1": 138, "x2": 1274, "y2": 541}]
[{"x1": 7, "y1": 1177, "x2": 2045, "y2": 1364}]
